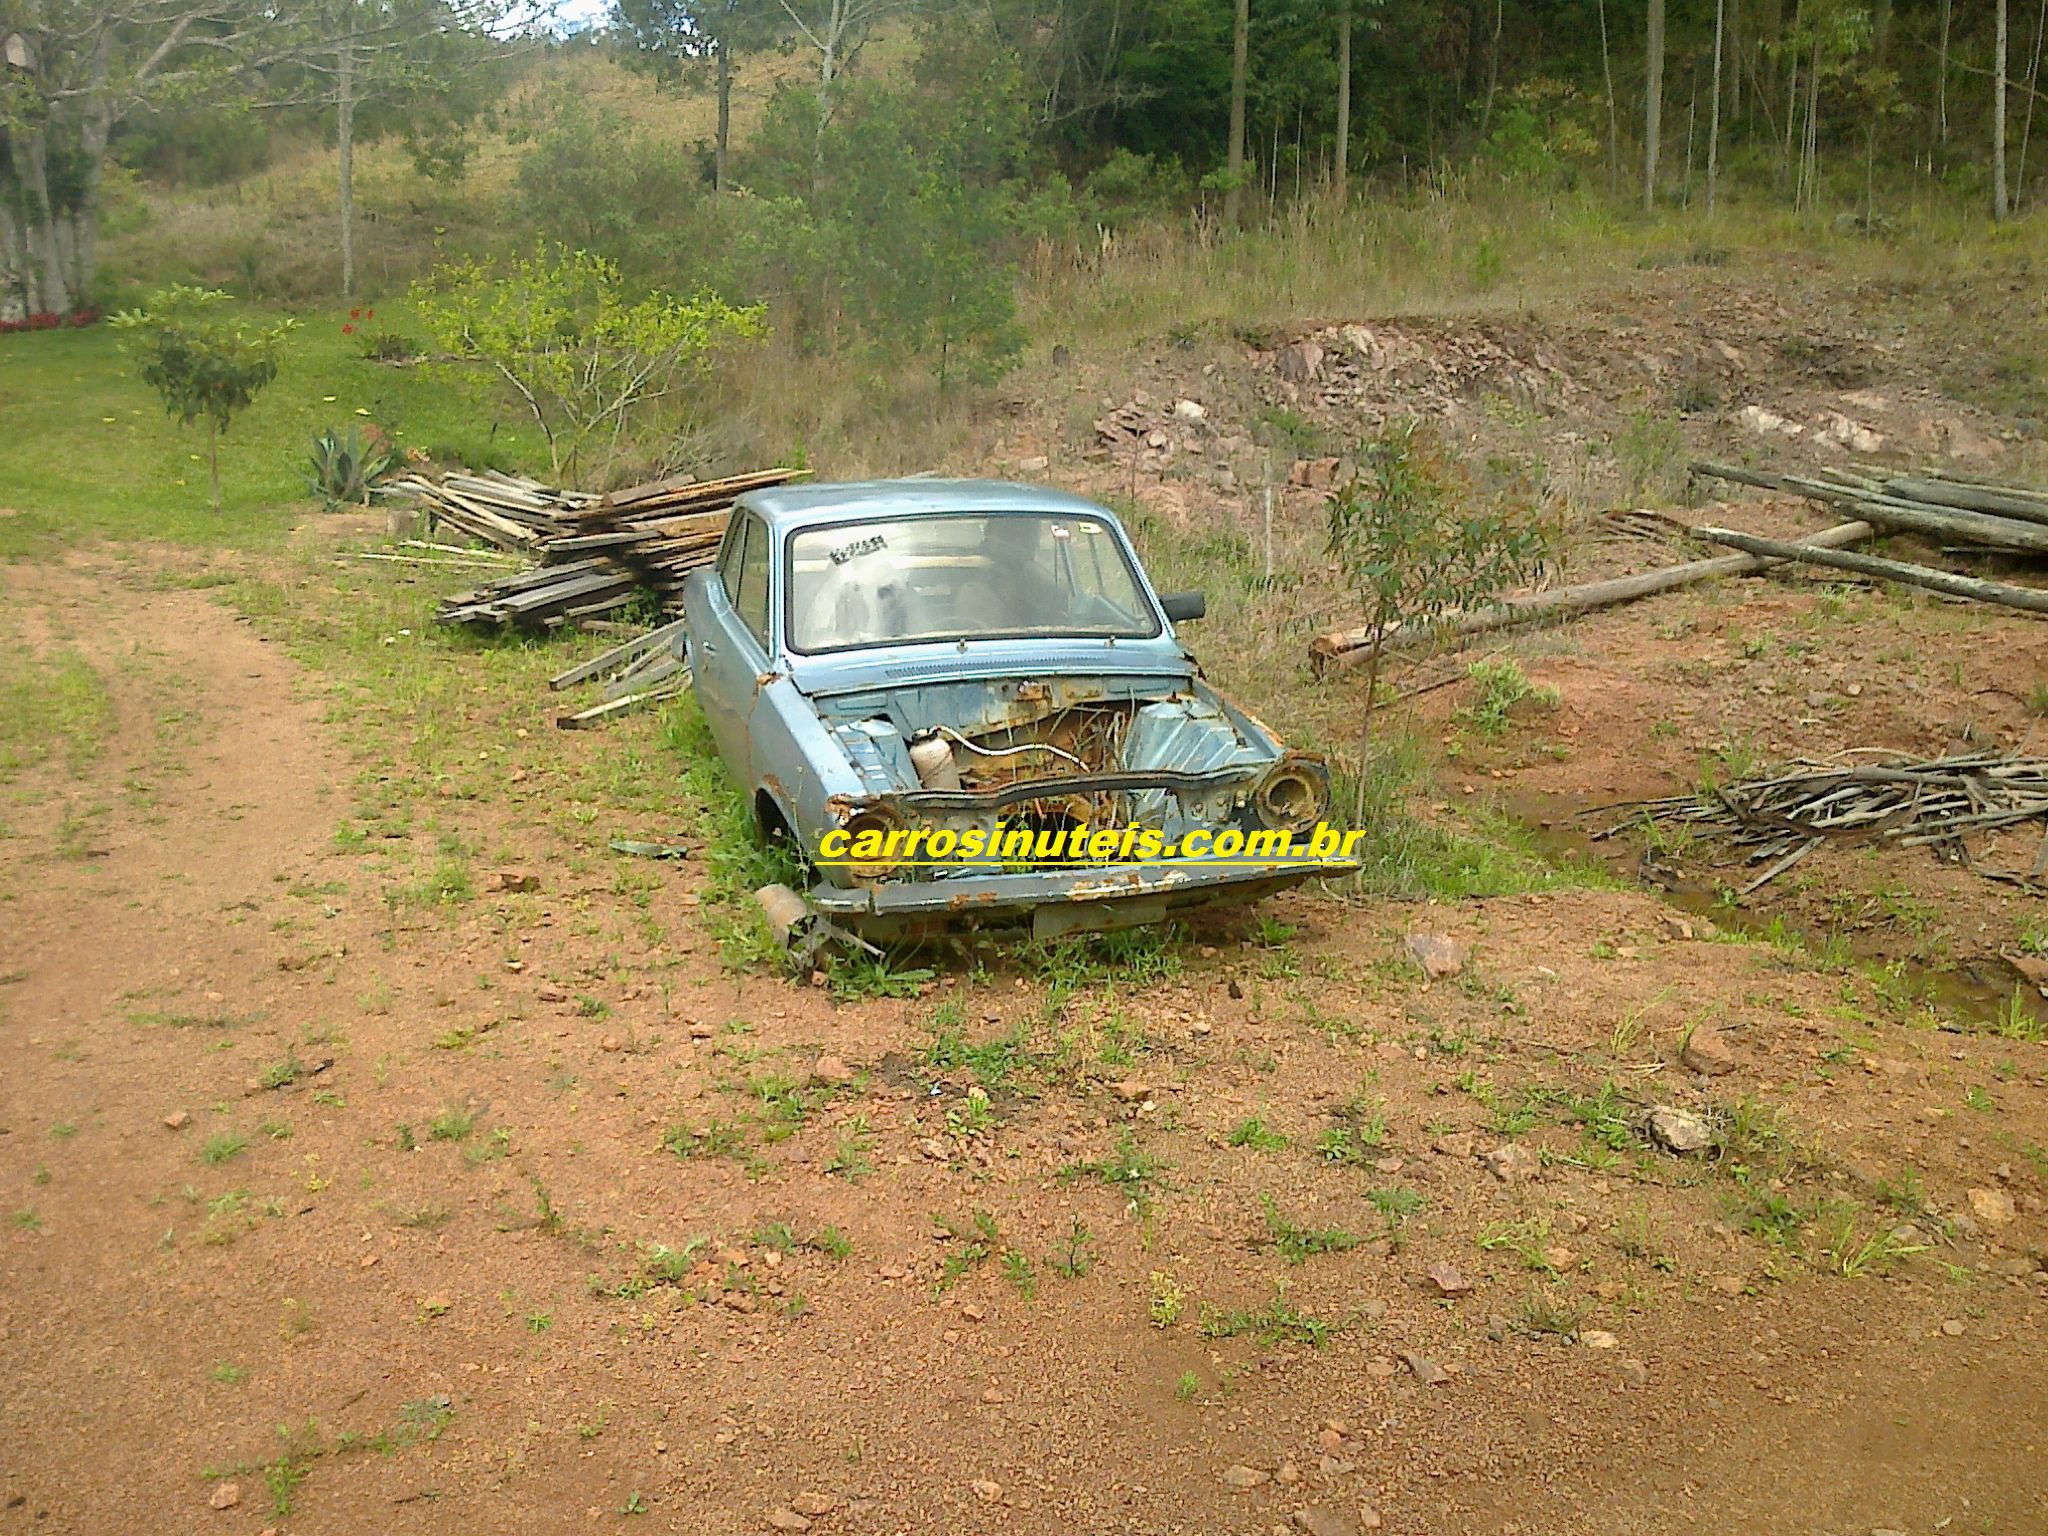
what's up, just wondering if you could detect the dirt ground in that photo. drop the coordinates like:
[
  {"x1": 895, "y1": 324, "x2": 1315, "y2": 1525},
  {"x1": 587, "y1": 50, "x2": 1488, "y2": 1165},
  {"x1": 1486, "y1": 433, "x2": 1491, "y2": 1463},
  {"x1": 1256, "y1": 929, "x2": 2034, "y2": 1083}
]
[{"x1": 7, "y1": 263, "x2": 2048, "y2": 1536}]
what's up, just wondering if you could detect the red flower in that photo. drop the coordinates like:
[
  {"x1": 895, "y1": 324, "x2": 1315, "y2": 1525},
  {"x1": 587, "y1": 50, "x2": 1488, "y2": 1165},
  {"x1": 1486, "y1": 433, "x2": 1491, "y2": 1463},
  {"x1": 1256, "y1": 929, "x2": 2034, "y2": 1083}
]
[
  {"x1": 365, "y1": 309, "x2": 374, "y2": 319},
  {"x1": 341, "y1": 323, "x2": 355, "y2": 335},
  {"x1": 349, "y1": 307, "x2": 361, "y2": 320}
]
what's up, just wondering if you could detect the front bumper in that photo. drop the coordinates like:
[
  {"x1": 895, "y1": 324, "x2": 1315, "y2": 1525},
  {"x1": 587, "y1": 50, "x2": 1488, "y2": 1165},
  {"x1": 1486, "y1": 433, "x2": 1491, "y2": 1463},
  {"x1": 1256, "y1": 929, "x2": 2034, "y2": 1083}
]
[{"x1": 805, "y1": 854, "x2": 1359, "y2": 940}]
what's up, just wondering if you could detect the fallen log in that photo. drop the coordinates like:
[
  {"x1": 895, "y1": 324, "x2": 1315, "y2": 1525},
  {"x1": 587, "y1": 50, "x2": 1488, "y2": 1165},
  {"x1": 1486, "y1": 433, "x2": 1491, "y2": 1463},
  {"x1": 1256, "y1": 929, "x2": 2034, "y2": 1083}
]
[
  {"x1": 1880, "y1": 476, "x2": 2048, "y2": 530},
  {"x1": 1781, "y1": 477, "x2": 2048, "y2": 554},
  {"x1": 1310, "y1": 518, "x2": 1873, "y2": 670},
  {"x1": 1693, "y1": 527, "x2": 2048, "y2": 614}
]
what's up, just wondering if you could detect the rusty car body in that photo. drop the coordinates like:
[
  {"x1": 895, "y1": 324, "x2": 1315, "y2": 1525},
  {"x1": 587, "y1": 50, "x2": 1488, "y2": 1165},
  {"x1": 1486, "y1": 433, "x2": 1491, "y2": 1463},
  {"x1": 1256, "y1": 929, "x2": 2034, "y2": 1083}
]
[{"x1": 680, "y1": 480, "x2": 1355, "y2": 941}]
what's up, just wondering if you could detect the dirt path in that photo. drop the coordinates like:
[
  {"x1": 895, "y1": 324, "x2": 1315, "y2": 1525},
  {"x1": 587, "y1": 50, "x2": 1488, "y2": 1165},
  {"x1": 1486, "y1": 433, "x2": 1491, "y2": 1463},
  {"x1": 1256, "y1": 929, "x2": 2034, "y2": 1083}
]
[{"x1": 3, "y1": 552, "x2": 2046, "y2": 1536}]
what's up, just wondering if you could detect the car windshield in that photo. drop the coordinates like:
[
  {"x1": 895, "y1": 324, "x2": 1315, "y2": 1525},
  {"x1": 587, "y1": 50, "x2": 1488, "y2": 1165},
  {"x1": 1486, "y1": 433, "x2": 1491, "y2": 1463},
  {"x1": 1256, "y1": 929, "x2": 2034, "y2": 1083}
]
[{"x1": 785, "y1": 512, "x2": 1161, "y2": 653}]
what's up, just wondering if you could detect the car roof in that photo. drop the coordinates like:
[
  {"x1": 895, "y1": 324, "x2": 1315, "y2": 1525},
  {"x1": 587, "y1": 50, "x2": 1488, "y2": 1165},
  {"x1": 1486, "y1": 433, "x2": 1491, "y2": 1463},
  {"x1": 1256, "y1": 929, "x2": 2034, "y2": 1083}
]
[{"x1": 736, "y1": 478, "x2": 1120, "y2": 533}]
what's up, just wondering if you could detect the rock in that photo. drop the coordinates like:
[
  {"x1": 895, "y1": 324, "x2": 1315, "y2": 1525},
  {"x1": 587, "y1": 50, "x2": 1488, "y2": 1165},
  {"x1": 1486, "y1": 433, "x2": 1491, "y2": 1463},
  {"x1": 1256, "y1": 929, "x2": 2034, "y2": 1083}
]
[
  {"x1": 600, "y1": 1035, "x2": 622, "y2": 1052},
  {"x1": 1541, "y1": 1245, "x2": 1578, "y2": 1273},
  {"x1": 209, "y1": 1484, "x2": 241, "y2": 1511},
  {"x1": 1172, "y1": 398, "x2": 1208, "y2": 423},
  {"x1": 1645, "y1": 1106, "x2": 1714, "y2": 1154},
  {"x1": 1432, "y1": 1132, "x2": 1479, "y2": 1159},
  {"x1": 1968, "y1": 1187, "x2": 2016, "y2": 1226},
  {"x1": 1365, "y1": 1357, "x2": 1398, "y2": 1380},
  {"x1": 1709, "y1": 1275, "x2": 1747, "y2": 1297},
  {"x1": 1110, "y1": 1079, "x2": 1152, "y2": 1104},
  {"x1": 1275, "y1": 1460, "x2": 1300, "y2": 1485},
  {"x1": 1423, "y1": 1261, "x2": 1473, "y2": 1297},
  {"x1": 163, "y1": 1110, "x2": 191, "y2": 1131},
  {"x1": 1015, "y1": 455, "x2": 1050, "y2": 473},
  {"x1": 1618, "y1": 1358, "x2": 1650, "y2": 1388},
  {"x1": 811, "y1": 1054, "x2": 855, "y2": 1087},
  {"x1": 488, "y1": 868, "x2": 540, "y2": 894},
  {"x1": 789, "y1": 1493, "x2": 840, "y2": 1517},
  {"x1": 1736, "y1": 403, "x2": 1803, "y2": 438},
  {"x1": 1358, "y1": 1507, "x2": 1383, "y2": 1530},
  {"x1": 1400, "y1": 1352, "x2": 1450, "y2": 1386},
  {"x1": 1580, "y1": 1329, "x2": 1619, "y2": 1349},
  {"x1": 970, "y1": 1479, "x2": 1002, "y2": 1503},
  {"x1": 1681, "y1": 1025, "x2": 1737, "y2": 1077},
  {"x1": 1940, "y1": 1319, "x2": 1966, "y2": 1337},
  {"x1": 1404, "y1": 933, "x2": 1469, "y2": 980},
  {"x1": 1223, "y1": 1465, "x2": 1271, "y2": 1490},
  {"x1": 1484, "y1": 1144, "x2": 1537, "y2": 1183},
  {"x1": 1820, "y1": 412, "x2": 1884, "y2": 454},
  {"x1": 1276, "y1": 341, "x2": 1325, "y2": 383},
  {"x1": 765, "y1": 1508, "x2": 812, "y2": 1532},
  {"x1": 1293, "y1": 1507, "x2": 1358, "y2": 1536}
]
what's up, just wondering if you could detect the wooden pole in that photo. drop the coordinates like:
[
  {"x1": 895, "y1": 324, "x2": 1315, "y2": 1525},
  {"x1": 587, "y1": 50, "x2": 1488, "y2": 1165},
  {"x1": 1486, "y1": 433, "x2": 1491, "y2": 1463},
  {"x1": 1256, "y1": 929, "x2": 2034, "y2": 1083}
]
[
  {"x1": 1696, "y1": 526, "x2": 2048, "y2": 613},
  {"x1": 1310, "y1": 518, "x2": 1874, "y2": 669}
]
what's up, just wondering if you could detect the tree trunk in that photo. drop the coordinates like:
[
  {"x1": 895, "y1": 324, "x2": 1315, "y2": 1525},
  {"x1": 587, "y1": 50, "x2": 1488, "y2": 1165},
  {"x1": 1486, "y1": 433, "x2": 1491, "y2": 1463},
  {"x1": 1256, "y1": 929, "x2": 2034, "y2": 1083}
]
[
  {"x1": 1937, "y1": 0, "x2": 1953, "y2": 148},
  {"x1": 2018, "y1": 0, "x2": 2047, "y2": 203},
  {"x1": 338, "y1": 24, "x2": 357, "y2": 300},
  {"x1": 1729, "y1": 0, "x2": 1742, "y2": 122},
  {"x1": 0, "y1": 200, "x2": 28, "y2": 318},
  {"x1": 715, "y1": 39, "x2": 731, "y2": 192},
  {"x1": 1598, "y1": 0, "x2": 1620, "y2": 196},
  {"x1": 1334, "y1": 6, "x2": 1351, "y2": 199},
  {"x1": 1224, "y1": 0, "x2": 1249, "y2": 228},
  {"x1": 1643, "y1": 0, "x2": 1665, "y2": 212},
  {"x1": 1708, "y1": 0, "x2": 1726, "y2": 215},
  {"x1": 1478, "y1": 0, "x2": 1504, "y2": 144},
  {"x1": 8, "y1": 129, "x2": 71, "y2": 315},
  {"x1": 208, "y1": 417, "x2": 222, "y2": 515},
  {"x1": 1801, "y1": 33, "x2": 1819, "y2": 208},
  {"x1": 1995, "y1": 0, "x2": 2011, "y2": 219}
]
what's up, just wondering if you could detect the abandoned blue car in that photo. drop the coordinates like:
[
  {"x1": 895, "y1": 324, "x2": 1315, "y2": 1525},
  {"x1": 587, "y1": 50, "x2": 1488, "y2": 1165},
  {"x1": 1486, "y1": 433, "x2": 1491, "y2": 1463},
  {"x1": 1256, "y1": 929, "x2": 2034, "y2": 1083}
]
[{"x1": 680, "y1": 480, "x2": 1356, "y2": 941}]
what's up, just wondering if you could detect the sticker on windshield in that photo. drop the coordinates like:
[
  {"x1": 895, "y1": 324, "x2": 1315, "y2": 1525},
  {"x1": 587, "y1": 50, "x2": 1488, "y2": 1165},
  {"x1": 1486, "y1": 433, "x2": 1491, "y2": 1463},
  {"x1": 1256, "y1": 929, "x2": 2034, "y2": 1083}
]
[{"x1": 829, "y1": 533, "x2": 888, "y2": 565}]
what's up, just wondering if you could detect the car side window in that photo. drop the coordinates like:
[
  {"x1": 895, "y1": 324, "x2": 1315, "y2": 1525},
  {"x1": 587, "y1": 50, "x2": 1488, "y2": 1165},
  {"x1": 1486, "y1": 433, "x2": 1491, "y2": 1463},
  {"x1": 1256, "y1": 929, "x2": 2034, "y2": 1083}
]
[
  {"x1": 733, "y1": 516, "x2": 771, "y2": 647},
  {"x1": 716, "y1": 516, "x2": 749, "y2": 599}
]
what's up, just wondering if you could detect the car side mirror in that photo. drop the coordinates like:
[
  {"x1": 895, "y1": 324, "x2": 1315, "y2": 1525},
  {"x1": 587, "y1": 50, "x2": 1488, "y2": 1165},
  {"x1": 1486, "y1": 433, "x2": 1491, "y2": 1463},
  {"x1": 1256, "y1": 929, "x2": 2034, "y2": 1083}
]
[{"x1": 1160, "y1": 590, "x2": 1206, "y2": 623}]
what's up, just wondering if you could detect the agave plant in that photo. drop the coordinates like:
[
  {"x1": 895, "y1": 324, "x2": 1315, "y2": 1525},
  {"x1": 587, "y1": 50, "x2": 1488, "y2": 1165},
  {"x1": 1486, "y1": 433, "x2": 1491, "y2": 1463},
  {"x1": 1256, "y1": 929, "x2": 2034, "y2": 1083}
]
[{"x1": 306, "y1": 425, "x2": 396, "y2": 508}]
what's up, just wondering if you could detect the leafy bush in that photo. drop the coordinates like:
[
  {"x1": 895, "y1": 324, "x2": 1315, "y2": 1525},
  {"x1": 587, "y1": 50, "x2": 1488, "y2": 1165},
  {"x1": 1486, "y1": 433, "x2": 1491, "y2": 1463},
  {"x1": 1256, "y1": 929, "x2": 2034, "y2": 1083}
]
[{"x1": 411, "y1": 245, "x2": 766, "y2": 480}]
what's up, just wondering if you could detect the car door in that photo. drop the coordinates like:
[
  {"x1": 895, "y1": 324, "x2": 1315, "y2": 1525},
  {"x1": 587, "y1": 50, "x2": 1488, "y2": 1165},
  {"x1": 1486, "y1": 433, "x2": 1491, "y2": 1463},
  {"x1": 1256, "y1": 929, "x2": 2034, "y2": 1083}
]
[{"x1": 692, "y1": 512, "x2": 774, "y2": 785}]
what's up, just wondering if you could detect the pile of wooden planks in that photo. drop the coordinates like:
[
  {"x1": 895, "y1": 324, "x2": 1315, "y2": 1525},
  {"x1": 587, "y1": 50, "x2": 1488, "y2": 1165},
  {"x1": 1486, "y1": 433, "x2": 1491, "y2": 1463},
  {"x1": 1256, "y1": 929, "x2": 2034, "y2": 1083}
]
[
  {"x1": 395, "y1": 472, "x2": 597, "y2": 553},
  {"x1": 424, "y1": 467, "x2": 802, "y2": 630},
  {"x1": 1587, "y1": 752, "x2": 2048, "y2": 894}
]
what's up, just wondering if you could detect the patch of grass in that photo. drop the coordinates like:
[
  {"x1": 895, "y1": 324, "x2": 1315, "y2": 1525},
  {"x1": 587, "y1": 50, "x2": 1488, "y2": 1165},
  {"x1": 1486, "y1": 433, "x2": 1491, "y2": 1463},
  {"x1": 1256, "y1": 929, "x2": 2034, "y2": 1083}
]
[
  {"x1": 1063, "y1": 1129, "x2": 1168, "y2": 1212},
  {"x1": 1478, "y1": 1215, "x2": 1558, "y2": 1272},
  {"x1": 1817, "y1": 1207, "x2": 1927, "y2": 1278},
  {"x1": 824, "y1": 1114, "x2": 876, "y2": 1179},
  {"x1": 200, "y1": 1131, "x2": 250, "y2": 1166},
  {"x1": 658, "y1": 697, "x2": 804, "y2": 970},
  {"x1": 1513, "y1": 1286, "x2": 1589, "y2": 1337},
  {"x1": 1340, "y1": 734, "x2": 1610, "y2": 900},
  {"x1": 827, "y1": 952, "x2": 937, "y2": 1000},
  {"x1": 919, "y1": 1020, "x2": 1033, "y2": 1094},
  {"x1": 1002, "y1": 1248, "x2": 1038, "y2": 1299},
  {"x1": 1258, "y1": 1195, "x2": 1361, "y2": 1264},
  {"x1": 1459, "y1": 658, "x2": 1558, "y2": 739},
  {"x1": 427, "y1": 1101, "x2": 479, "y2": 1142},
  {"x1": 933, "y1": 1209, "x2": 1000, "y2": 1292},
  {"x1": 1228, "y1": 1115, "x2": 1288, "y2": 1152},
  {"x1": 0, "y1": 642, "x2": 115, "y2": 781},
  {"x1": 1198, "y1": 1288, "x2": 1338, "y2": 1348}
]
